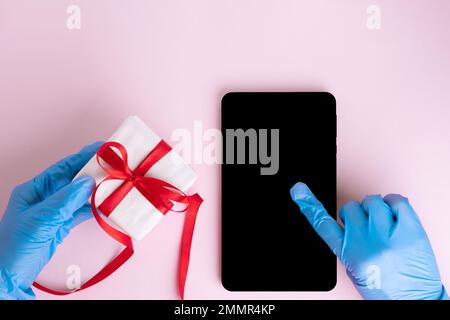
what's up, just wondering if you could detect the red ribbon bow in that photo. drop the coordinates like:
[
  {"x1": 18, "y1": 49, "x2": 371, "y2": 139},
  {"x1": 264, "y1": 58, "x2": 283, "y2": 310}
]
[{"x1": 34, "y1": 141, "x2": 203, "y2": 299}]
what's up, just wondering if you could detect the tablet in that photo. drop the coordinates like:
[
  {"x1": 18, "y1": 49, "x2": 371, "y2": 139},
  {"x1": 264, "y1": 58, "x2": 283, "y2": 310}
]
[{"x1": 221, "y1": 92, "x2": 337, "y2": 291}]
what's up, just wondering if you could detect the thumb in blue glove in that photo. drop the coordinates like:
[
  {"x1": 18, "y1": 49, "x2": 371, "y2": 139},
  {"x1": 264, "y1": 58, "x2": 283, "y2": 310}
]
[
  {"x1": 0, "y1": 142, "x2": 102, "y2": 300},
  {"x1": 290, "y1": 182, "x2": 447, "y2": 300}
]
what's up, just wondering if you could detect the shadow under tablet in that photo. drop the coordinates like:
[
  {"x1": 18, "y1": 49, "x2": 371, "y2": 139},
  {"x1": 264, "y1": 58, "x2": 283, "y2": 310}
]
[{"x1": 221, "y1": 92, "x2": 337, "y2": 291}]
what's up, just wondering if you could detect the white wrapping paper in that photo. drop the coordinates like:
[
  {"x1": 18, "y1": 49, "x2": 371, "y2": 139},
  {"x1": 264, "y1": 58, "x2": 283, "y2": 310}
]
[{"x1": 75, "y1": 116, "x2": 197, "y2": 241}]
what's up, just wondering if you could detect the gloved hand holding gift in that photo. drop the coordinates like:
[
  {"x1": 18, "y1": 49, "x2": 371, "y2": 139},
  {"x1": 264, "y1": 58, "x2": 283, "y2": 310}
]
[
  {"x1": 19, "y1": 116, "x2": 202, "y2": 299},
  {"x1": 0, "y1": 143, "x2": 101, "y2": 300}
]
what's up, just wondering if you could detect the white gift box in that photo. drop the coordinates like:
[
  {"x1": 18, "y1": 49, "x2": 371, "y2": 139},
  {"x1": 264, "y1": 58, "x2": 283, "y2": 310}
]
[{"x1": 75, "y1": 116, "x2": 197, "y2": 241}]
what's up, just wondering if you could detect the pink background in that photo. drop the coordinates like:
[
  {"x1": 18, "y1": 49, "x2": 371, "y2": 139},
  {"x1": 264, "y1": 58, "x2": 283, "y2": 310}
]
[{"x1": 1, "y1": 0, "x2": 450, "y2": 299}]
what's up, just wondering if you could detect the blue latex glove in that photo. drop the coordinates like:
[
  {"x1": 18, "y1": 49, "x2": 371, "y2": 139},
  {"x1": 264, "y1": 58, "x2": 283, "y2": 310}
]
[
  {"x1": 0, "y1": 142, "x2": 102, "y2": 300},
  {"x1": 290, "y1": 182, "x2": 447, "y2": 300}
]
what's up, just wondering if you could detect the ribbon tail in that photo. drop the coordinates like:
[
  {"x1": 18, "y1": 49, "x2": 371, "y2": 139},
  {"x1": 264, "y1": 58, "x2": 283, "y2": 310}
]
[
  {"x1": 33, "y1": 246, "x2": 134, "y2": 295},
  {"x1": 178, "y1": 193, "x2": 203, "y2": 300}
]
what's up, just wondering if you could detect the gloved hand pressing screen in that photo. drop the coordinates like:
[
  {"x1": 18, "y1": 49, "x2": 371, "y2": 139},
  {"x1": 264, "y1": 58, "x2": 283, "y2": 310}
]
[
  {"x1": 0, "y1": 142, "x2": 102, "y2": 300},
  {"x1": 290, "y1": 182, "x2": 448, "y2": 300}
]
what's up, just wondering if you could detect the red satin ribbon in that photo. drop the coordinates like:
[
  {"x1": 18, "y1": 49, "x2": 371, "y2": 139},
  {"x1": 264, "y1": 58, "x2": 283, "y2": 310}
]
[{"x1": 34, "y1": 141, "x2": 203, "y2": 299}]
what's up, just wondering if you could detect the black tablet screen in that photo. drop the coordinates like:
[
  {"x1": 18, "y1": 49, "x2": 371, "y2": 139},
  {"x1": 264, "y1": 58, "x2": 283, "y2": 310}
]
[{"x1": 221, "y1": 92, "x2": 336, "y2": 291}]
